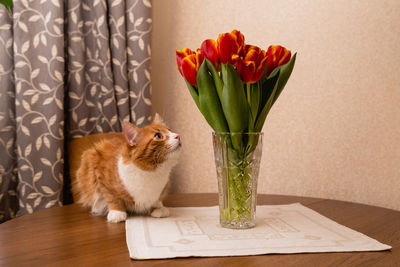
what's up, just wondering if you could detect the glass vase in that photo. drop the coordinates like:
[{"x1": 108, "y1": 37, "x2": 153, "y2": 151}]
[{"x1": 212, "y1": 132, "x2": 263, "y2": 229}]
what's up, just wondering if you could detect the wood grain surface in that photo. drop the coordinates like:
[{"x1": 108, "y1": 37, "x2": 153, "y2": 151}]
[{"x1": 0, "y1": 194, "x2": 398, "y2": 266}]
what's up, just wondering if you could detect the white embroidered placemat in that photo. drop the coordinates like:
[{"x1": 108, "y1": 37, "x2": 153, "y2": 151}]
[{"x1": 125, "y1": 203, "x2": 391, "y2": 259}]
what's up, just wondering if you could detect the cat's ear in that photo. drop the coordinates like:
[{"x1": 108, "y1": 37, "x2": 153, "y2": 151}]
[
  {"x1": 123, "y1": 122, "x2": 139, "y2": 147},
  {"x1": 153, "y1": 113, "x2": 164, "y2": 124}
]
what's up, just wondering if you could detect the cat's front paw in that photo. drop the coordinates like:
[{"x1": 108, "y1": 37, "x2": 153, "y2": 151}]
[
  {"x1": 151, "y1": 207, "x2": 170, "y2": 218},
  {"x1": 107, "y1": 210, "x2": 127, "y2": 223}
]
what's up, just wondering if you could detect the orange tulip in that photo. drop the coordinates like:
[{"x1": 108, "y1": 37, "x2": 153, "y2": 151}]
[
  {"x1": 266, "y1": 45, "x2": 291, "y2": 76},
  {"x1": 180, "y1": 51, "x2": 204, "y2": 86},
  {"x1": 217, "y1": 30, "x2": 245, "y2": 65},
  {"x1": 200, "y1": 39, "x2": 219, "y2": 69},
  {"x1": 234, "y1": 45, "x2": 267, "y2": 83},
  {"x1": 176, "y1": 48, "x2": 195, "y2": 75}
]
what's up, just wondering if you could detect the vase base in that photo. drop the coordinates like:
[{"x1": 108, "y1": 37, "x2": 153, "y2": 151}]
[{"x1": 220, "y1": 220, "x2": 256, "y2": 229}]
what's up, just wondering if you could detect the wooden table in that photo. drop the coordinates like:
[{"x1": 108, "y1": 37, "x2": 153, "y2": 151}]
[{"x1": 0, "y1": 194, "x2": 399, "y2": 266}]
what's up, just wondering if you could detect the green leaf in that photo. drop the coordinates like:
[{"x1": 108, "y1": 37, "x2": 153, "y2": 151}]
[
  {"x1": 220, "y1": 64, "x2": 249, "y2": 132},
  {"x1": 259, "y1": 70, "x2": 279, "y2": 116},
  {"x1": 258, "y1": 63, "x2": 269, "y2": 87},
  {"x1": 220, "y1": 64, "x2": 249, "y2": 151},
  {"x1": 184, "y1": 80, "x2": 200, "y2": 109},
  {"x1": 271, "y1": 53, "x2": 297, "y2": 106},
  {"x1": 254, "y1": 70, "x2": 280, "y2": 132},
  {"x1": 254, "y1": 53, "x2": 297, "y2": 132},
  {"x1": 205, "y1": 59, "x2": 223, "y2": 99},
  {"x1": 196, "y1": 60, "x2": 229, "y2": 133},
  {"x1": 247, "y1": 83, "x2": 260, "y2": 132},
  {"x1": 1, "y1": 0, "x2": 12, "y2": 11}
]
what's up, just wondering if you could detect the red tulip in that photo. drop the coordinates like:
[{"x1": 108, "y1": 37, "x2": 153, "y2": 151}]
[
  {"x1": 180, "y1": 52, "x2": 204, "y2": 86},
  {"x1": 266, "y1": 45, "x2": 291, "y2": 77},
  {"x1": 200, "y1": 39, "x2": 219, "y2": 69},
  {"x1": 234, "y1": 45, "x2": 267, "y2": 83},
  {"x1": 217, "y1": 30, "x2": 245, "y2": 65},
  {"x1": 176, "y1": 48, "x2": 195, "y2": 74}
]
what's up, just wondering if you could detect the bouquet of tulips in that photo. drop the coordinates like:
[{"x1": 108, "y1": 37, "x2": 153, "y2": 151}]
[
  {"x1": 176, "y1": 30, "x2": 296, "y2": 224},
  {"x1": 176, "y1": 30, "x2": 295, "y2": 151}
]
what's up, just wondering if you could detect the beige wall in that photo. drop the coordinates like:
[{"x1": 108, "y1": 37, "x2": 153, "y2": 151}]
[{"x1": 151, "y1": 0, "x2": 400, "y2": 210}]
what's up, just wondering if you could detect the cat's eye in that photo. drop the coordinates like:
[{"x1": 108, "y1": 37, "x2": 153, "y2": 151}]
[{"x1": 154, "y1": 133, "x2": 162, "y2": 140}]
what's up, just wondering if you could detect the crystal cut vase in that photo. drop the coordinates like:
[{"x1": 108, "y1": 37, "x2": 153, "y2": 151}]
[{"x1": 212, "y1": 132, "x2": 263, "y2": 229}]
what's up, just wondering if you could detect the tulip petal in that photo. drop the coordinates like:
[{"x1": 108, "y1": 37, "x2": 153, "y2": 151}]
[
  {"x1": 181, "y1": 55, "x2": 198, "y2": 86},
  {"x1": 237, "y1": 60, "x2": 256, "y2": 83},
  {"x1": 234, "y1": 44, "x2": 267, "y2": 83},
  {"x1": 217, "y1": 33, "x2": 237, "y2": 64},
  {"x1": 200, "y1": 39, "x2": 219, "y2": 68},
  {"x1": 217, "y1": 30, "x2": 245, "y2": 65},
  {"x1": 243, "y1": 45, "x2": 260, "y2": 61},
  {"x1": 266, "y1": 45, "x2": 291, "y2": 77},
  {"x1": 232, "y1": 30, "x2": 245, "y2": 52},
  {"x1": 254, "y1": 52, "x2": 267, "y2": 82},
  {"x1": 179, "y1": 51, "x2": 205, "y2": 86},
  {"x1": 176, "y1": 48, "x2": 194, "y2": 74}
]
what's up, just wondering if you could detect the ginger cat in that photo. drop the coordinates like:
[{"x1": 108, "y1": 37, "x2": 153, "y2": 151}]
[{"x1": 72, "y1": 114, "x2": 181, "y2": 223}]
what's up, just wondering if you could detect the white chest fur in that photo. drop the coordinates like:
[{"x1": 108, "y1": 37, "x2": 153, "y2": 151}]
[{"x1": 117, "y1": 156, "x2": 177, "y2": 212}]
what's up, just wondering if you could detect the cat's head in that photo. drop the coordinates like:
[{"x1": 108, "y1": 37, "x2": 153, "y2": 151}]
[{"x1": 122, "y1": 114, "x2": 181, "y2": 170}]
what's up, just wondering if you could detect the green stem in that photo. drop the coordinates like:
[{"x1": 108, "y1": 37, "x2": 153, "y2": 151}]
[
  {"x1": 246, "y1": 83, "x2": 251, "y2": 108},
  {"x1": 225, "y1": 149, "x2": 253, "y2": 221}
]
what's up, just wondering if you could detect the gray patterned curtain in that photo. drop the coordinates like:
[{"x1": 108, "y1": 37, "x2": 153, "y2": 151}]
[{"x1": 0, "y1": 0, "x2": 152, "y2": 223}]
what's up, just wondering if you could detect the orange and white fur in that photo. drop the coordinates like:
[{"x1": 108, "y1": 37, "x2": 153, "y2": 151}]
[{"x1": 72, "y1": 114, "x2": 181, "y2": 223}]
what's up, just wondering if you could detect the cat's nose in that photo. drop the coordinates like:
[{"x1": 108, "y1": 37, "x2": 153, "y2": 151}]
[{"x1": 175, "y1": 135, "x2": 180, "y2": 140}]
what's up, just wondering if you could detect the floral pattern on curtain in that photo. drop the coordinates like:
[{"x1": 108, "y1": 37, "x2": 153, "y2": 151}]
[
  {"x1": 67, "y1": 0, "x2": 152, "y2": 137},
  {"x1": 0, "y1": 0, "x2": 152, "y2": 223}
]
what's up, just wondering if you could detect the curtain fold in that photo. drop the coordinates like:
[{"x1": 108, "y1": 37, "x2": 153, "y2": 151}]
[
  {"x1": 0, "y1": 0, "x2": 152, "y2": 223},
  {"x1": 0, "y1": 9, "x2": 18, "y2": 222},
  {"x1": 13, "y1": 0, "x2": 66, "y2": 217}
]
